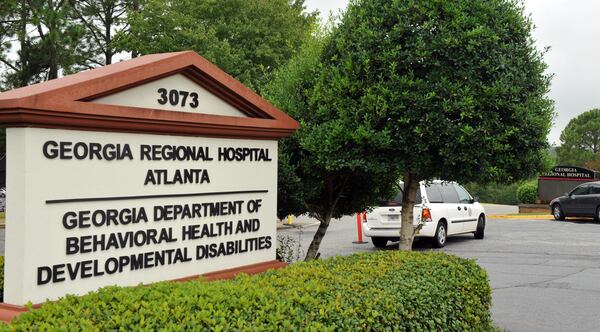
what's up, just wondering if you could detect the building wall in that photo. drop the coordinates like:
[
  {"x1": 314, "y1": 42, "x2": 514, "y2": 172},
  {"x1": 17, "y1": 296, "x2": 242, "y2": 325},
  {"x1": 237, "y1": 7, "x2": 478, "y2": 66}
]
[{"x1": 538, "y1": 179, "x2": 591, "y2": 203}]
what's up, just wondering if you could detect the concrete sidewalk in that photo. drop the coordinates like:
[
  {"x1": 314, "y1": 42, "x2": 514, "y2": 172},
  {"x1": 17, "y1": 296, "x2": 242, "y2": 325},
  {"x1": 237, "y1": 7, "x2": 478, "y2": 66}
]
[
  {"x1": 489, "y1": 214, "x2": 553, "y2": 220},
  {"x1": 276, "y1": 215, "x2": 321, "y2": 230}
]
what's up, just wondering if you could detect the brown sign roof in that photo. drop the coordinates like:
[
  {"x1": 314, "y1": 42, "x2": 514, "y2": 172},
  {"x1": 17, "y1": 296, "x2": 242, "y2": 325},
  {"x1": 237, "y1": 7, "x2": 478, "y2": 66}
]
[{"x1": 0, "y1": 51, "x2": 299, "y2": 139}]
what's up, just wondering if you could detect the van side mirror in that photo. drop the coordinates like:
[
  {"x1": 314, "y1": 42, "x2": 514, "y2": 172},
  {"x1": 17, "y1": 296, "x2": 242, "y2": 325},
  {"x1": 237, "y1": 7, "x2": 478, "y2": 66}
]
[{"x1": 472, "y1": 197, "x2": 479, "y2": 203}]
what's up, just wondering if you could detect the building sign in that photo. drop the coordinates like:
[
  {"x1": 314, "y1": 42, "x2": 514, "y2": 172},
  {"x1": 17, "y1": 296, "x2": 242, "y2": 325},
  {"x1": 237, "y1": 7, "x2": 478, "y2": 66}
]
[
  {"x1": 0, "y1": 51, "x2": 298, "y2": 306},
  {"x1": 539, "y1": 166, "x2": 597, "y2": 181},
  {"x1": 93, "y1": 74, "x2": 247, "y2": 117}
]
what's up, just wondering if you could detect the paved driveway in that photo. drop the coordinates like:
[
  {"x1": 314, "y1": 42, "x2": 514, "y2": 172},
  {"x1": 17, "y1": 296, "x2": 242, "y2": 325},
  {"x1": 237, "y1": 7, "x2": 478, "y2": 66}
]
[
  {"x1": 279, "y1": 214, "x2": 600, "y2": 332},
  {"x1": 3, "y1": 208, "x2": 600, "y2": 331}
]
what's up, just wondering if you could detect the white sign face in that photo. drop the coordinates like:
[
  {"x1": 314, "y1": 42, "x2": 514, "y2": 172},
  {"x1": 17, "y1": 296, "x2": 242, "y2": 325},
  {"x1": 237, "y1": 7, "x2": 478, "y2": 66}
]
[
  {"x1": 4, "y1": 127, "x2": 277, "y2": 305},
  {"x1": 92, "y1": 74, "x2": 248, "y2": 117}
]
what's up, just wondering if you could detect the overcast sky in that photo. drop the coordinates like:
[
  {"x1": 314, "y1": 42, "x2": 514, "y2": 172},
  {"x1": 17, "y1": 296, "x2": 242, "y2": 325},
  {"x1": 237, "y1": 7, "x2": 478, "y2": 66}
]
[{"x1": 304, "y1": 0, "x2": 600, "y2": 145}]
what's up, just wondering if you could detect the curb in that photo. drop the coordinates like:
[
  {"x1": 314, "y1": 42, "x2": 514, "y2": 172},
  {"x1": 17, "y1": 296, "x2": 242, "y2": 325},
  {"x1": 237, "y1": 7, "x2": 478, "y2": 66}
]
[
  {"x1": 489, "y1": 214, "x2": 553, "y2": 220},
  {"x1": 276, "y1": 221, "x2": 320, "y2": 230}
]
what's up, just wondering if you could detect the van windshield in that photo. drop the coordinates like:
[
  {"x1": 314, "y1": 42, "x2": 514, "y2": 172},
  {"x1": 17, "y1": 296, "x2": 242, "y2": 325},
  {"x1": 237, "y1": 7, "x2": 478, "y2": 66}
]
[{"x1": 377, "y1": 187, "x2": 422, "y2": 207}]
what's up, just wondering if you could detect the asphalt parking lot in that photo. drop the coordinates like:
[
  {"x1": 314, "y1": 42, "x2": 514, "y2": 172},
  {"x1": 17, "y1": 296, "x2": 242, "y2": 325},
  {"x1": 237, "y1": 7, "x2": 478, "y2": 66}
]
[
  {"x1": 437, "y1": 217, "x2": 600, "y2": 332},
  {"x1": 278, "y1": 213, "x2": 600, "y2": 332},
  {"x1": 2, "y1": 208, "x2": 600, "y2": 331}
]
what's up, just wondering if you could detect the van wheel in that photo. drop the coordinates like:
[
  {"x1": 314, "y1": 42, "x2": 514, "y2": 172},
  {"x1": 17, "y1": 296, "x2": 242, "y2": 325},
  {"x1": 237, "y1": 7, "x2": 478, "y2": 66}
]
[
  {"x1": 474, "y1": 215, "x2": 485, "y2": 239},
  {"x1": 595, "y1": 206, "x2": 600, "y2": 222},
  {"x1": 372, "y1": 237, "x2": 388, "y2": 248},
  {"x1": 432, "y1": 222, "x2": 447, "y2": 248}
]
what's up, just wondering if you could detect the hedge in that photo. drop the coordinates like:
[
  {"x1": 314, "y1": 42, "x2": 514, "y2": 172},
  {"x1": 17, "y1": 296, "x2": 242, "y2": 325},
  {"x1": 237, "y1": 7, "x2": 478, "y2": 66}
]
[
  {"x1": 464, "y1": 182, "x2": 521, "y2": 205},
  {"x1": 3, "y1": 251, "x2": 492, "y2": 331},
  {"x1": 517, "y1": 181, "x2": 538, "y2": 204}
]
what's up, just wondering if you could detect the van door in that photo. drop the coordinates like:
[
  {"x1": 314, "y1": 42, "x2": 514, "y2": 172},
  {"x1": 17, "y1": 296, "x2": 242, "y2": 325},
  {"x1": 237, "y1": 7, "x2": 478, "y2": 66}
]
[
  {"x1": 366, "y1": 187, "x2": 422, "y2": 230},
  {"x1": 435, "y1": 182, "x2": 463, "y2": 235},
  {"x1": 454, "y1": 184, "x2": 478, "y2": 233},
  {"x1": 369, "y1": 192, "x2": 403, "y2": 229}
]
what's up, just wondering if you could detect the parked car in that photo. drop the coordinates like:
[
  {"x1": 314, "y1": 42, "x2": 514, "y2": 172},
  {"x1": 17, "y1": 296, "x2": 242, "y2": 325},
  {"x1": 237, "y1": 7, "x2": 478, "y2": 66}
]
[
  {"x1": 362, "y1": 180, "x2": 486, "y2": 248},
  {"x1": 550, "y1": 181, "x2": 600, "y2": 221}
]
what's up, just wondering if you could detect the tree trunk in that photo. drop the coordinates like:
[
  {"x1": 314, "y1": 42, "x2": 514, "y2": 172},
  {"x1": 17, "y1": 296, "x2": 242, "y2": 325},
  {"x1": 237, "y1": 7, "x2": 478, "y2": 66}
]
[
  {"x1": 47, "y1": 2, "x2": 58, "y2": 80},
  {"x1": 399, "y1": 173, "x2": 419, "y2": 251},
  {"x1": 304, "y1": 215, "x2": 331, "y2": 261},
  {"x1": 104, "y1": 4, "x2": 113, "y2": 65},
  {"x1": 17, "y1": 0, "x2": 28, "y2": 87}
]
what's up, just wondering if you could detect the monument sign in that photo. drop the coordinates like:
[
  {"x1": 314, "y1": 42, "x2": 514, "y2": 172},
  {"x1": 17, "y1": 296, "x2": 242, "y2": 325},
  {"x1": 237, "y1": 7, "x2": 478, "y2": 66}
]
[
  {"x1": 0, "y1": 51, "x2": 298, "y2": 307},
  {"x1": 538, "y1": 165, "x2": 599, "y2": 203}
]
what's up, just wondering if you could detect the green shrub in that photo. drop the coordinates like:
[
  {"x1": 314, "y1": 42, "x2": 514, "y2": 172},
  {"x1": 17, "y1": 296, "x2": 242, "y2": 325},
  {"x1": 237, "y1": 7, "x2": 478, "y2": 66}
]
[
  {"x1": 5, "y1": 251, "x2": 492, "y2": 331},
  {"x1": 517, "y1": 181, "x2": 538, "y2": 204},
  {"x1": 276, "y1": 234, "x2": 303, "y2": 263},
  {"x1": 464, "y1": 182, "x2": 521, "y2": 205}
]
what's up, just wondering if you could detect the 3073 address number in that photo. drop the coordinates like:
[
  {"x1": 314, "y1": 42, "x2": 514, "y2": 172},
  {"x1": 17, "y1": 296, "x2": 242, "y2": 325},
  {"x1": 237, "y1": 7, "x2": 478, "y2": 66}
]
[{"x1": 157, "y1": 88, "x2": 199, "y2": 108}]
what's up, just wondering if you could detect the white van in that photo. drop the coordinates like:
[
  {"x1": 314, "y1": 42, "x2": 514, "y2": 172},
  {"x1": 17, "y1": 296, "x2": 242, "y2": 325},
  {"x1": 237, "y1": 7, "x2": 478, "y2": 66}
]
[{"x1": 362, "y1": 180, "x2": 486, "y2": 248}]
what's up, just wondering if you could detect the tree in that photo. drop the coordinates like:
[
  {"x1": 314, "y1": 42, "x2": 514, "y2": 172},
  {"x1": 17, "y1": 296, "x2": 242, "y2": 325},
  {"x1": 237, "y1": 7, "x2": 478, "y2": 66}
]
[
  {"x1": 264, "y1": 31, "x2": 402, "y2": 260},
  {"x1": 0, "y1": 0, "x2": 18, "y2": 90},
  {"x1": 0, "y1": 0, "x2": 89, "y2": 154},
  {"x1": 69, "y1": 0, "x2": 132, "y2": 69},
  {"x1": 314, "y1": 0, "x2": 554, "y2": 250},
  {"x1": 584, "y1": 154, "x2": 600, "y2": 171},
  {"x1": 0, "y1": 0, "x2": 87, "y2": 88},
  {"x1": 557, "y1": 109, "x2": 600, "y2": 167},
  {"x1": 116, "y1": 0, "x2": 317, "y2": 91}
]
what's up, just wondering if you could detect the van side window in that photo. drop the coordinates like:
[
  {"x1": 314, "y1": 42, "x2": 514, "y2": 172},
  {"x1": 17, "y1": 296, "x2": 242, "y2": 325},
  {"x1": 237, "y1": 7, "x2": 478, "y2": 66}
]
[
  {"x1": 591, "y1": 185, "x2": 600, "y2": 194},
  {"x1": 438, "y1": 182, "x2": 460, "y2": 203},
  {"x1": 425, "y1": 184, "x2": 443, "y2": 203},
  {"x1": 454, "y1": 184, "x2": 472, "y2": 203}
]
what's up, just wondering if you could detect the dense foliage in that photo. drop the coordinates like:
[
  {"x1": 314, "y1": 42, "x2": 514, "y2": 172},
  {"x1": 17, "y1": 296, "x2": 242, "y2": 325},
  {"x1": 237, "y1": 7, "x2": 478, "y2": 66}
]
[
  {"x1": 464, "y1": 182, "x2": 521, "y2": 205},
  {"x1": 584, "y1": 153, "x2": 600, "y2": 171},
  {"x1": 117, "y1": 0, "x2": 317, "y2": 91},
  {"x1": 314, "y1": 0, "x2": 554, "y2": 249},
  {"x1": 69, "y1": 0, "x2": 134, "y2": 68},
  {"x1": 517, "y1": 181, "x2": 538, "y2": 204},
  {"x1": 0, "y1": 0, "x2": 90, "y2": 89},
  {"x1": 0, "y1": 0, "x2": 315, "y2": 153},
  {"x1": 264, "y1": 32, "x2": 401, "y2": 260},
  {"x1": 5, "y1": 252, "x2": 493, "y2": 331},
  {"x1": 557, "y1": 109, "x2": 600, "y2": 167}
]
